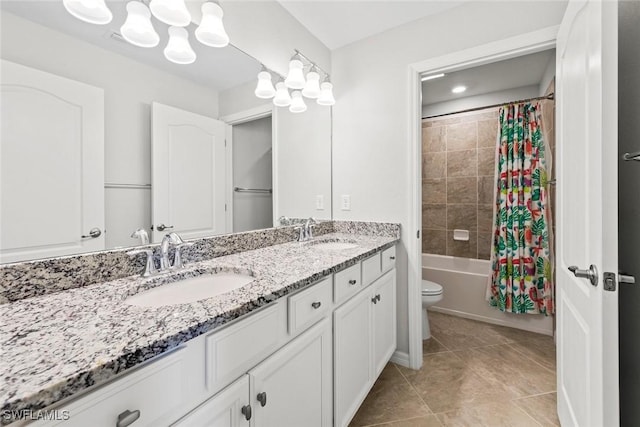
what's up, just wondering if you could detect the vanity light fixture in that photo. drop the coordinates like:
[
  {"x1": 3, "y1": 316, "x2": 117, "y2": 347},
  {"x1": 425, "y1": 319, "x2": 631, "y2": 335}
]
[
  {"x1": 195, "y1": 2, "x2": 229, "y2": 48},
  {"x1": 289, "y1": 91, "x2": 307, "y2": 113},
  {"x1": 452, "y1": 85, "x2": 467, "y2": 94},
  {"x1": 285, "y1": 55, "x2": 306, "y2": 89},
  {"x1": 302, "y1": 66, "x2": 321, "y2": 99},
  {"x1": 255, "y1": 67, "x2": 276, "y2": 99},
  {"x1": 121, "y1": 1, "x2": 160, "y2": 48},
  {"x1": 149, "y1": 0, "x2": 191, "y2": 27},
  {"x1": 421, "y1": 73, "x2": 445, "y2": 81},
  {"x1": 63, "y1": 0, "x2": 113, "y2": 25},
  {"x1": 273, "y1": 81, "x2": 292, "y2": 107},
  {"x1": 317, "y1": 79, "x2": 336, "y2": 106},
  {"x1": 164, "y1": 26, "x2": 196, "y2": 64}
]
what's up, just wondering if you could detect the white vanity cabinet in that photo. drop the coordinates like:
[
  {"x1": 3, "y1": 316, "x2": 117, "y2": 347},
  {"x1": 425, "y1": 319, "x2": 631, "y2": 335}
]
[{"x1": 334, "y1": 268, "x2": 397, "y2": 427}]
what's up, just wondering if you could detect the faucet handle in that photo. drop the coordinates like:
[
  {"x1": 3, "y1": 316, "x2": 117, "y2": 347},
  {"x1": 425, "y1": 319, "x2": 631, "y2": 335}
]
[
  {"x1": 127, "y1": 249, "x2": 157, "y2": 277},
  {"x1": 293, "y1": 226, "x2": 305, "y2": 242},
  {"x1": 173, "y1": 242, "x2": 195, "y2": 270}
]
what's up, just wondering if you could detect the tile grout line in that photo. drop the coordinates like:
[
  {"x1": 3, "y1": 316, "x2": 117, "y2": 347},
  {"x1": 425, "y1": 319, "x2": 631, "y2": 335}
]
[
  {"x1": 512, "y1": 390, "x2": 558, "y2": 401},
  {"x1": 391, "y1": 361, "x2": 443, "y2": 425},
  {"x1": 507, "y1": 342, "x2": 557, "y2": 375},
  {"x1": 512, "y1": 400, "x2": 546, "y2": 427},
  {"x1": 358, "y1": 414, "x2": 444, "y2": 427}
]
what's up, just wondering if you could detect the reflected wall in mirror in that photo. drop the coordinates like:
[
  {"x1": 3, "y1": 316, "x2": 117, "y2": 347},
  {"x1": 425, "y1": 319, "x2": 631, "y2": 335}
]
[{"x1": 0, "y1": 1, "x2": 332, "y2": 263}]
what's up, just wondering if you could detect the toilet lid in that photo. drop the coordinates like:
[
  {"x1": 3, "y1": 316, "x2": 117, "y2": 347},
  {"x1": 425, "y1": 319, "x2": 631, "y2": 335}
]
[{"x1": 422, "y1": 280, "x2": 443, "y2": 296}]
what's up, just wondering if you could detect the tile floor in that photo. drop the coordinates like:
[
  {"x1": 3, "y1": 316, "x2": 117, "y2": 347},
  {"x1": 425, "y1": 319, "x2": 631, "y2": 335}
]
[{"x1": 349, "y1": 311, "x2": 559, "y2": 427}]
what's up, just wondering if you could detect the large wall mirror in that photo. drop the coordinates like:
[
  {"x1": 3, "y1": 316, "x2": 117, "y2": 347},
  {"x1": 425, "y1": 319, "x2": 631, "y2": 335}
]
[{"x1": 0, "y1": 1, "x2": 332, "y2": 263}]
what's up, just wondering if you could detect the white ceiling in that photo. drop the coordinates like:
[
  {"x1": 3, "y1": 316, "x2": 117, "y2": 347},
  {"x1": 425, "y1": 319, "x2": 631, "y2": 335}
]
[
  {"x1": 277, "y1": 0, "x2": 464, "y2": 50},
  {"x1": 1, "y1": 1, "x2": 261, "y2": 91},
  {"x1": 422, "y1": 50, "x2": 555, "y2": 106}
]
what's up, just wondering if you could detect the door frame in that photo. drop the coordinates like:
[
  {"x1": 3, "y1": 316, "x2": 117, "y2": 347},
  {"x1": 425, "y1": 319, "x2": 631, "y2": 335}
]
[
  {"x1": 406, "y1": 26, "x2": 559, "y2": 370},
  {"x1": 220, "y1": 103, "x2": 274, "y2": 231}
]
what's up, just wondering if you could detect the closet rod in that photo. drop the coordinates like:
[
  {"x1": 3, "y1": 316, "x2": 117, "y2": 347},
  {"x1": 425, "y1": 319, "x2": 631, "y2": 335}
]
[{"x1": 423, "y1": 93, "x2": 554, "y2": 120}]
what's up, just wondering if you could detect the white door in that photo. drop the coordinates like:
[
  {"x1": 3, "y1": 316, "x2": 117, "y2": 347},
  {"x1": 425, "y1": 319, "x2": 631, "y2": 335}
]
[
  {"x1": 151, "y1": 102, "x2": 227, "y2": 242},
  {"x1": 0, "y1": 60, "x2": 104, "y2": 263},
  {"x1": 556, "y1": 1, "x2": 619, "y2": 426},
  {"x1": 174, "y1": 376, "x2": 250, "y2": 427},
  {"x1": 371, "y1": 271, "x2": 397, "y2": 379},
  {"x1": 249, "y1": 318, "x2": 332, "y2": 427}
]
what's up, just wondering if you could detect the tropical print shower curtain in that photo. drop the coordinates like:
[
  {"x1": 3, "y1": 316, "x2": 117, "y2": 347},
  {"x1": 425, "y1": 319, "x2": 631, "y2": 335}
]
[{"x1": 488, "y1": 103, "x2": 554, "y2": 315}]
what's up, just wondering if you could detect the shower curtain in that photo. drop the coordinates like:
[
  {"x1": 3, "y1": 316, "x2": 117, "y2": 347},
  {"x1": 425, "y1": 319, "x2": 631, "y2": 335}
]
[{"x1": 488, "y1": 103, "x2": 554, "y2": 315}]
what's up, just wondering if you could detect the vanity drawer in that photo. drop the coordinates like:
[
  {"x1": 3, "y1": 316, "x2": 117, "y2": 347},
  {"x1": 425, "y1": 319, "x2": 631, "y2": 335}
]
[
  {"x1": 288, "y1": 277, "x2": 332, "y2": 335},
  {"x1": 42, "y1": 349, "x2": 185, "y2": 427},
  {"x1": 381, "y1": 246, "x2": 396, "y2": 273},
  {"x1": 334, "y1": 263, "x2": 362, "y2": 305},
  {"x1": 362, "y1": 253, "x2": 382, "y2": 287},
  {"x1": 205, "y1": 301, "x2": 287, "y2": 394}
]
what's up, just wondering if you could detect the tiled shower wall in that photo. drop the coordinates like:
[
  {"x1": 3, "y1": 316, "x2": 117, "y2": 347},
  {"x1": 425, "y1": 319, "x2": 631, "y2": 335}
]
[{"x1": 421, "y1": 108, "x2": 499, "y2": 260}]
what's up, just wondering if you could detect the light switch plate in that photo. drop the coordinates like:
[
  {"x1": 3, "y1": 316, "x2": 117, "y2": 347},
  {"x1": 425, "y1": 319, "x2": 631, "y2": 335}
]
[
  {"x1": 341, "y1": 195, "x2": 351, "y2": 211},
  {"x1": 316, "y1": 195, "x2": 324, "y2": 210}
]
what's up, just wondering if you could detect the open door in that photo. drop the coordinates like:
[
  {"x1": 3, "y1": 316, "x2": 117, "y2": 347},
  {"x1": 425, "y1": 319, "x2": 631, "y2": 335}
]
[
  {"x1": 556, "y1": 1, "x2": 619, "y2": 425},
  {"x1": 151, "y1": 102, "x2": 228, "y2": 243}
]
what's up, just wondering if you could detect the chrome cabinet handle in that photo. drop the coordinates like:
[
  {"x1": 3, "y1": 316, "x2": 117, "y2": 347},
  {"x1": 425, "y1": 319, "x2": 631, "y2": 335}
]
[
  {"x1": 348, "y1": 279, "x2": 357, "y2": 285},
  {"x1": 116, "y1": 409, "x2": 140, "y2": 427},
  {"x1": 311, "y1": 301, "x2": 321, "y2": 309},
  {"x1": 568, "y1": 265, "x2": 599, "y2": 287},
  {"x1": 81, "y1": 228, "x2": 102, "y2": 239},
  {"x1": 620, "y1": 274, "x2": 636, "y2": 285},
  {"x1": 155, "y1": 224, "x2": 174, "y2": 232},
  {"x1": 257, "y1": 392, "x2": 267, "y2": 407},
  {"x1": 241, "y1": 405, "x2": 252, "y2": 420}
]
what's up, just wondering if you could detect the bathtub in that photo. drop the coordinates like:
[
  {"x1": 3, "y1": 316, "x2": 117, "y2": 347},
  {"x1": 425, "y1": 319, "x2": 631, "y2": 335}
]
[{"x1": 422, "y1": 253, "x2": 554, "y2": 336}]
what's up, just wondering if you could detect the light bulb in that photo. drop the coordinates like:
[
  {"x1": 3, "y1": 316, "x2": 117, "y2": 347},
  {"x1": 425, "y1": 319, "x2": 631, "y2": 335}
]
[
  {"x1": 150, "y1": 0, "x2": 191, "y2": 27},
  {"x1": 302, "y1": 68, "x2": 321, "y2": 99},
  {"x1": 285, "y1": 59, "x2": 306, "y2": 89},
  {"x1": 255, "y1": 71, "x2": 276, "y2": 99},
  {"x1": 317, "y1": 82, "x2": 335, "y2": 106},
  {"x1": 164, "y1": 26, "x2": 196, "y2": 65},
  {"x1": 289, "y1": 91, "x2": 307, "y2": 113},
  {"x1": 195, "y1": 2, "x2": 229, "y2": 48},
  {"x1": 273, "y1": 82, "x2": 292, "y2": 107},
  {"x1": 63, "y1": 0, "x2": 112, "y2": 24},
  {"x1": 121, "y1": 1, "x2": 159, "y2": 48}
]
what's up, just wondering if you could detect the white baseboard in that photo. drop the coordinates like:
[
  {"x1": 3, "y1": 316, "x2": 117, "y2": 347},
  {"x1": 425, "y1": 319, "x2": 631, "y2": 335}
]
[
  {"x1": 429, "y1": 306, "x2": 554, "y2": 336},
  {"x1": 390, "y1": 350, "x2": 410, "y2": 367}
]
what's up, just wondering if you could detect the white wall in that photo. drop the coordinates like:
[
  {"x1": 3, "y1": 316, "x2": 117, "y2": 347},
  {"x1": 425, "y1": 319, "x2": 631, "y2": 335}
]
[
  {"x1": 233, "y1": 117, "x2": 273, "y2": 232},
  {"x1": 219, "y1": 80, "x2": 268, "y2": 118},
  {"x1": 331, "y1": 1, "x2": 567, "y2": 355},
  {"x1": 1, "y1": 12, "x2": 219, "y2": 249},
  {"x1": 422, "y1": 84, "x2": 540, "y2": 118}
]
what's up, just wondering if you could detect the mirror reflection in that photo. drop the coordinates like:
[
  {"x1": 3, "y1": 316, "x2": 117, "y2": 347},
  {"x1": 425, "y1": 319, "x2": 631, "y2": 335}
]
[{"x1": 0, "y1": 1, "x2": 332, "y2": 263}]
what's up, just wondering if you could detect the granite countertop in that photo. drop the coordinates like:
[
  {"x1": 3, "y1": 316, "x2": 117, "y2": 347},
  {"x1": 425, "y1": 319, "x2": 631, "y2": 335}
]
[{"x1": 0, "y1": 232, "x2": 398, "y2": 417}]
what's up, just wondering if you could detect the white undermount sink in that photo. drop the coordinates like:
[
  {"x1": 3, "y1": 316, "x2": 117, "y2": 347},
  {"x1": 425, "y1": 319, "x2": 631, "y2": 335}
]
[
  {"x1": 307, "y1": 240, "x2": 359, "y2": 251},
  {"x1": 125, "y1": 273, "x2": 255, "y2": 307}
]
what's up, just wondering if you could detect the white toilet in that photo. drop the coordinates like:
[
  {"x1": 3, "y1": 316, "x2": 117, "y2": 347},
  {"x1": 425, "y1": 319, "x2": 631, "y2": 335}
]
[{"x1": 421, "y1": 280, "x2": 444, "y2": 340}]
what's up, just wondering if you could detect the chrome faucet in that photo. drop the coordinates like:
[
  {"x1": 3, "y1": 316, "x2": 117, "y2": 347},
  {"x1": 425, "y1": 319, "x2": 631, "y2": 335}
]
[
  {"x1": 297, "y1": 217, "x2": 318, "y2": 242},
  {"x1": 160, "y1": 232, "x2": 184, "y2": 271},
  {"x1": 130, "y1": 228, "x2": 149, "y2": 245},
  {"x1": 127, "y1": 232, "x2": 192, "y2": 277}
]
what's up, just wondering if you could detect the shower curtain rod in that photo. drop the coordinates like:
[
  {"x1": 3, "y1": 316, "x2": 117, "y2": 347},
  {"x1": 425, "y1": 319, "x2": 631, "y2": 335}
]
[{"x1": 422, "y1": 93, "x2": 555, "y2": 120}]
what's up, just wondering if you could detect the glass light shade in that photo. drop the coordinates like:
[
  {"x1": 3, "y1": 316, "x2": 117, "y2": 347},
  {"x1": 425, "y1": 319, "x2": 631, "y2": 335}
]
[
  {"x1": 195, "y1": 2, "x2": 229, "y2": 48},
  {"x1": 121, "y1": 2, "x2": 159, "y2": 48},
  {"x1": 317, "y1": 82, "x2": 336, "y2": 106},
  {"x1": 301, "y1": 69, "x2": 321, "y2": 99},
  {"x1": 273, "y1": 82, "x2": 292, "y2": 107},
  {"x1": 149, "y1": 0, "x2": 191, "y2": 27},
  {"x1": 63, "y1": 0, "x2": 113, "y2": 25},
  {"x1": 164, "y1": 26, "x2": 196, "y2": 65},
  {"x1": 255, "y1": 71, "x2": 276, "y2": 99},
  {"x1": 289, "y1": 91, "x2": 307, "y2": 113},
  {"x1": 284, "y1": 59, "x2": 306, "y2": 89}
]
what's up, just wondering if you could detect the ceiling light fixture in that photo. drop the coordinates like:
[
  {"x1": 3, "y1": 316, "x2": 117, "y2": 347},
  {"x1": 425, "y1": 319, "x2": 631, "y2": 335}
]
[
  {"x1": 273, "y1": 81, "x2": 292, "y2": 107},
  {"x1": 121, "y1": 1, "x2": 159, "y2": 48},
  {"x1": 164, "y1": 26, "x2": 196, "y2": 64},
  {"x1": 316, "y1": 80, "x2": 336, "y2": 106},
  {"x1": 289, "y1": 91, "x2": 307, "y2": 113},
  {"x1": 285, "y1": 55, "x2": 306, "y2": 90},
  {"x1": 302, "y1": 66, "x2": 321, "y2": 99},
  {"x1": 149, "y1": 0, "x2": 191, "y2": 27},
  {"x1": 452, "y1": 85, "x2": 467, "y2": 94},
  {"x1": 421, "y1": 73, "x2": 445, "y2": 82},
  {"x1": 195, "y1": 2, "x2": 229, "y2": 48},
  {"x1": 255, "y1": 67, "x2": 276, "y2": 99},
  {"x1": 63, "y1": 0, "x2": 113, "y2": 25}
]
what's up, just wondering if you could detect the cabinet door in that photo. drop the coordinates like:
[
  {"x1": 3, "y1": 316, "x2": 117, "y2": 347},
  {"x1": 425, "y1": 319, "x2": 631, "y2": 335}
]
[
  {"x1": 371, "y1": 270, "x2": 397, "y2": 378},
  {"x1": 333, "y1": 290, "x2": 373, "y2": 427},
  {"x1": 249, "y1": 318, "x2": 332, "y2": 427},
  {"x1": 173, "y1": 376, "x2": 249, "y2": 427}
]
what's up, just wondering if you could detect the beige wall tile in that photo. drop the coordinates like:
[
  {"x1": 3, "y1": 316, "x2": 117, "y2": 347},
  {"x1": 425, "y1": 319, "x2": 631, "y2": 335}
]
[
  {"x1": 477, "y1": 147, "x2": 495, "y2": 176},
  {"x1": 423, "y1": 179, "x2": 446, "y2": 204},
  {"x1": 446, "y1": 150, "x2": 476, "y2": 178},
  {"x1": 422, "y1": 229, "x2": 447, "y2": 255},
  {"x1": 477, "y1": 203, "x2": 494, "y2": 233},
  {"x1": 423, "y1": 152, "x2": 446, "y2": 179},
  {"x1": 477, "y1": 232, "x2": 493, "y2": 260},
  {"x1": 446, "y1": 122, "x2": 477, "y2": 151},
  {"x1": 477, "y1": 176, "x2": 495, "y2": 205},
  {"x1": 423, "y1": 204, "x2": 446, "y2": 230},
  {"x1": 447, "y1": 177, "x2": 477, "y2": 204},
  {"x1": 446, "y1": 231, "x2": 477, "y2": 258},
  {"x1": 423, "y1": 126, "x2": 446, "y2": 153},
  {"x1": 447, "y1": 204, "x2": 477, "y2": 231},
  {"x1": 478, "y1": 118, "x2": 499, "y2": 148}
]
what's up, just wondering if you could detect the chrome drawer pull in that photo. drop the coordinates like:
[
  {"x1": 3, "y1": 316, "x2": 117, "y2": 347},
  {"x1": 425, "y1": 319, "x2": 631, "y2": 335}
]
[{"x1": 116, "y1": 409, "x2": 140, "y2": 427}]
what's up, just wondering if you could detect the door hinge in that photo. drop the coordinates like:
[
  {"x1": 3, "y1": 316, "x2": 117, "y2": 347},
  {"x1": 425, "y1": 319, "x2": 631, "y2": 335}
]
[
  {"x1": 417, "y1": 230, "x2": 420, "y2": 239},
  {"x1": 603, "y1": 272, "x2": 616, "y2": 292}
]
